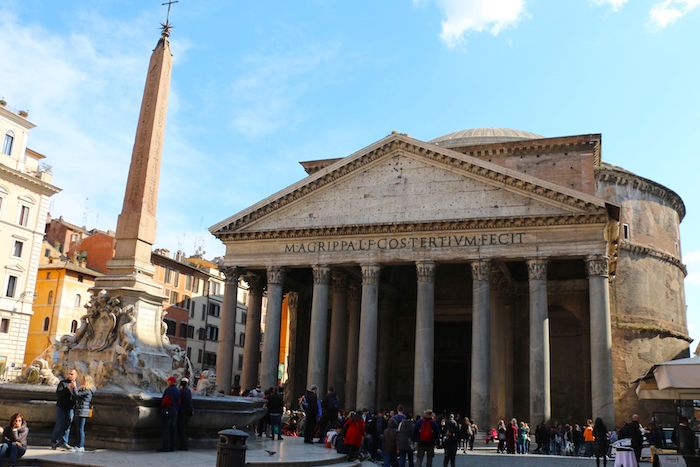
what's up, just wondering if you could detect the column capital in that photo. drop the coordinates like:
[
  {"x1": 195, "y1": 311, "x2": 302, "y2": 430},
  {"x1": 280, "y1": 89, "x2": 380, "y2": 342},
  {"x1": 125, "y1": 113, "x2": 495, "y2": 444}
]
[
  {"x1": 312, "y1": 265, "x2": 331, "y2": 284},
  {"x1": 470, "y1": 259, "x2": 491, "y2": 282},
  {"x1": 526, "y1": 258, "x2": 548, "y2": 281},
  {"x1": 245, "y1": 272, "x2": 264, "y2": 294},
  {"x1": 585, "y1": 255, "x2": 609, "y2": 278},
  {"x1": 416, "y1": 261, "x2": 436, "y2": 283},
  {"x1": 361, "y1": 264, "x2": 381, "y2": 285},
  {"x1": 267, "y1": 266, "x2": 285, "y2": 285},
  {"x1": 331, "y1": 270, "x2": 347, "y2": 292},
  {"x1": 220, "y1": 266, "x2": 244, "y2": 285},
  {"x1": 286, "y1": 291, "x2": 299, "y2": 311}
]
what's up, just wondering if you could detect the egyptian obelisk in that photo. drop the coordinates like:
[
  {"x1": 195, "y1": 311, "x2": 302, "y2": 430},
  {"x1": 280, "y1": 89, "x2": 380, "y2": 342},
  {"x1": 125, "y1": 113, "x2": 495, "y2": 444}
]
[{"x1": 91, "y1": 22, "x2": 174, "y2": 370}]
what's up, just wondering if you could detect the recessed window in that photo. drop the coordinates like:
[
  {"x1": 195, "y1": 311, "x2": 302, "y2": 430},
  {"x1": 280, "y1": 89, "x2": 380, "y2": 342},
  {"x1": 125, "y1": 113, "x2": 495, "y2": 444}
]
[
  {"x1": 46, "y1": 272, "x2": 51, "y2": 279},
  {"x1": 239, "y1": 333, "x2": 245, "y2": 347},
  {"x1": 164, "y1": 268, "x2": 172, "y2": 284},
  {"x1": 164, "y1": 319, "x2": 176, "y2": 336},
  {"x1": 70, "y1": 320, "x2": 78, "y2": 333},
  {"x1": 5, "y1": 275, "x2": 18, "y2": 298},
  {"x1": 170, "y1": 290, "x2": 179, "y2": 306},
  {"x1": 208, "y1": 303, "x2": 220, "y2": 317},
  {"x1": 43, "y1": 317, "x2": 50, "y2": 331},
  {"x1": 186, "y1": 346, "x2": 192, "y2": 359},
  {"x1": 2, "y1": 131, "x2": 14, "y2": 156},
  {"x1": 77, "y1": 275, "x2": 84, "y2": 283},
  {"x1": 197, "y1": 348, "x2": 203, "y2": 363},
  {"x1": 74, "y1": 294, "x2": 81, "y2": 307},
  {"x1": 238, "y1": 354, "x2": 243, "y2": 370},
  {"x1": 173, "y1": 272, "x2": 179, "y2": 287},
  {"x1": 47, "y1": 290, "x2": 53, "y2": 305},
  {"x1": 18, "y1": 205, "x2": 30, "y2": 227},
  {"x1": 12, "y1": 240, "x2": 23, "y2": 258},
  {"x1": 0, "y1": 318, "x2": 9, "y2": 333},
  {"x1": 44, "y1": 248, "x2": 51, "y2": 258},
  {"x1": 206, "y1": 325, "x2": 219, "y2": 341},
  {"x1": 622, "y1": 223, "x2": 630, "y2": 241}
]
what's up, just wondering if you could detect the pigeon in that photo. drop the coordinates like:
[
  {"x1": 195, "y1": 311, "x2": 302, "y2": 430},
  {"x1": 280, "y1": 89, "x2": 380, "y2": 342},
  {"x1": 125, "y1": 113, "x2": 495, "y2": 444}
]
[{"x1": 265, "y1": 450, "x2": 276, "y2": 456}]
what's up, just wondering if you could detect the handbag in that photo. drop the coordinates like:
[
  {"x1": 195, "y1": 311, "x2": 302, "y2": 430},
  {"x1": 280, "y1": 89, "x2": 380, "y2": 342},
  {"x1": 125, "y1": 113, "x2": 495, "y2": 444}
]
[
  {"x1": 498, "y1": 432, "x2": 506, "y2": 441},
  {"x1": 88, "y1": 407, "x2": 93, "y2": 418}
]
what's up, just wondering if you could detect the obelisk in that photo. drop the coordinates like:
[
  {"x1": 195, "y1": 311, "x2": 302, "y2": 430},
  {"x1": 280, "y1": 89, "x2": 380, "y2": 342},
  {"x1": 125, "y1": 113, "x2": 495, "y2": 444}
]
[{"x1": 93, "y1": 23, "x2": 173, "y2": 363}]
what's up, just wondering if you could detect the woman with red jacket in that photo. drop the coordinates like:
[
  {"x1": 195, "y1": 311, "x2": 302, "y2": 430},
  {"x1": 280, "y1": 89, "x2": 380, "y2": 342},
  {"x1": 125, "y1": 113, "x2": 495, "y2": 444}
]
[{"x1": 343, "y1": 412, "x2": 365, "y2": 461}]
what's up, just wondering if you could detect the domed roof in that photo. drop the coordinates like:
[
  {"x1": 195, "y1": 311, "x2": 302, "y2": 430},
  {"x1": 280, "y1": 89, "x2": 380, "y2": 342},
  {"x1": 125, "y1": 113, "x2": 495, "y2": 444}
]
[{"x1": 430, "y1": 128, "x2": 543, "y2": 149}]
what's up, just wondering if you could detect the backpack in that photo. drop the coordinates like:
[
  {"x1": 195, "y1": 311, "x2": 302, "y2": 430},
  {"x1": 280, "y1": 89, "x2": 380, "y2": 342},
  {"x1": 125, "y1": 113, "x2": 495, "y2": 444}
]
[{"x1": 419, "y1": 420, "x2": 434, "y2": 443}]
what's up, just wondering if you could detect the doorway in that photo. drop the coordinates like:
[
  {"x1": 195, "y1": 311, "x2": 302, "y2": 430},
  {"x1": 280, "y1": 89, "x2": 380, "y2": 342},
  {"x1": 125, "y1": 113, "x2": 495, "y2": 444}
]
[{"x1": 433, "y1": 321, "x2": 471, "y2": 416}]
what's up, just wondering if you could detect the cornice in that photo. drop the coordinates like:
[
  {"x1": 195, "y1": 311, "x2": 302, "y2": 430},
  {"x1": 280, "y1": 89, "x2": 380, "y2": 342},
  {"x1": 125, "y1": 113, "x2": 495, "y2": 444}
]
[
  {"x1": 0, "y1": 162, "x2": 60, "y2": 196},
  {"x1": 619, "y1": 241, "x2": 686, "y2": 276},
  {"x1": 212, "y1": 136, "x2": 608, "y2": 237},
  {"x1": 596, "y1": 165, "x2": 685, "y2": 221},
  {"x1": 613, "y1": 319, "x2": 691, "y2": 343},
  {"x1": 217, "y1": 213, "x2": 609, "y2": 241},
  {"x1": 443, "y1": 134, "x2": 602, "y2": 166}
]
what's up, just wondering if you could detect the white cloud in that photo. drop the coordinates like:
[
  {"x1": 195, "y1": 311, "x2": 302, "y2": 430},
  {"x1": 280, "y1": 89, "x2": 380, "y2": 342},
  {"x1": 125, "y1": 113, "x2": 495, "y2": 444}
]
[
  {"x1": 427, "y1": 0, "x2": 527, "y2": 48},
  {"x1": 592, "y1": 0, "x2": 629, "y2": 12},
  {"x1": 650, "y1": 0, "x2": 700, "y2": 28}
]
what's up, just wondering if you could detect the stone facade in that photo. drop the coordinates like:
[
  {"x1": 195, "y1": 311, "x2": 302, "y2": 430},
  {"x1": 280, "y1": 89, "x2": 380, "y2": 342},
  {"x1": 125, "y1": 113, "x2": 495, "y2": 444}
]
[
  {"x1": 211, "y1": 129, "x2": 689, "y2": 427},
  {"x1": 0, "y1": 103, "x2": 60, "y2": 379}
]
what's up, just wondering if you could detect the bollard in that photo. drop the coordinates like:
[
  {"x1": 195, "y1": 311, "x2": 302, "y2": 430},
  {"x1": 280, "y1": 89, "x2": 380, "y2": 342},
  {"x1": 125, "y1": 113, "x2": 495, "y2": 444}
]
[{"x1": 216, "y1": 428, "x2": 249, "y2": 467}]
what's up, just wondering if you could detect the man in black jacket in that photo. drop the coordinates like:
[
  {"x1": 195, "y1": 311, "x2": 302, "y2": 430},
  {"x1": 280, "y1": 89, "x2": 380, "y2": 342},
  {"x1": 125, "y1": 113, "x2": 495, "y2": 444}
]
[
  {"x1": 50, "y1": 368, "x2": 78, "y2": 450},
  {"x1": 318, "y1": 387, "x2": 340, "y2": 443},
  {"x1": 267, "y1": 387, "x2": 284, "y2": 441},
  {"x1": 672, "y1": 417, "x2": 696, "y2": 456},
  {"x1": 303, "y1": 385, "x2": 318, "y2": 444},
  {"x1": 630, "y1": 414, "x2": 644, "y2": 463}
]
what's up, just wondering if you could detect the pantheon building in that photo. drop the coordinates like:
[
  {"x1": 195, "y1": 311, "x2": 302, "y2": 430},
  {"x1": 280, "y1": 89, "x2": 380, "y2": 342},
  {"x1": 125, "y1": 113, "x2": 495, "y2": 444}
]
[{"x1": 211, "y1": 128, "x2": 689, "y2": 428}]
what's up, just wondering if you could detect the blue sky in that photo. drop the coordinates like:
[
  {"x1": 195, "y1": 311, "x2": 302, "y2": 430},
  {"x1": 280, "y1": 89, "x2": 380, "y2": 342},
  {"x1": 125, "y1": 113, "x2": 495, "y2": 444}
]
[{"x1": 0, "y1": 0, "x2": 698, "y2": 349}]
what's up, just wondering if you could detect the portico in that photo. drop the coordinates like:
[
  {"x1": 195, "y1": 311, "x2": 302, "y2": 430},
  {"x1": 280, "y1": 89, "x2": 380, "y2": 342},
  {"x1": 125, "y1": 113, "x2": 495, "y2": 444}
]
[{"x1": 211, "y1": 131, "x2": 619, "y2": 427}]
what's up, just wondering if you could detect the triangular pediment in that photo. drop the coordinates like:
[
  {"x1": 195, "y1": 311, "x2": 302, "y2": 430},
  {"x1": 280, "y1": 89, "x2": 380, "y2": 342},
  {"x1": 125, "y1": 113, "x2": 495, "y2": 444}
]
[{"x1": 211, "y1": 134, "x2": 610, "y2": 237}]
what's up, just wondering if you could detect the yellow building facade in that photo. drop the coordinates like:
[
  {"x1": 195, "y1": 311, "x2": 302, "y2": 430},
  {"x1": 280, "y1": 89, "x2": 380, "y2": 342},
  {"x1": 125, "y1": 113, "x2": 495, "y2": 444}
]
[{"x1": 24, "y1": 243, "x2": 101, "y2": 364}]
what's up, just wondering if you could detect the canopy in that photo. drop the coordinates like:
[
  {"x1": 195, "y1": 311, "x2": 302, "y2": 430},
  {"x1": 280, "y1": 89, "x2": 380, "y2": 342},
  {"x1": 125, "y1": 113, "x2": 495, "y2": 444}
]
[{"x1": 636, "y1": 357, "x2": 700, "y2": 400}]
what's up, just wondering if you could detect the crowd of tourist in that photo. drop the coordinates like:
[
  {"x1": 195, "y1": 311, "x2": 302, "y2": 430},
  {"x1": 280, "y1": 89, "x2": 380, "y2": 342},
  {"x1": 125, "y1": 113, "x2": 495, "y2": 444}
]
[{"x1": 244, "y1": 384, "x2": 699, "y2": 467}]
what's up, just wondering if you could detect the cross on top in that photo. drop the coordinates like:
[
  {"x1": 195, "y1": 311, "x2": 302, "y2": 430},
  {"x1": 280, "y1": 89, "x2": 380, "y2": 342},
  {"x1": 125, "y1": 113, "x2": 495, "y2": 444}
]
[
  {"x1": 160, "y1": 0, "x2": 178, "y2": 37},
  {"x1": 162, "y1": 0, "x2": 178, "y2": 23}
]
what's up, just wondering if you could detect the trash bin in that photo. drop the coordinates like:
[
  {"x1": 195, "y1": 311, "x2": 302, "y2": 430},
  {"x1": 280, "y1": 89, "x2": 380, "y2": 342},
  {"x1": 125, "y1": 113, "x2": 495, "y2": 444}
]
[{"x1": 216, "y1": 428, "x2": 249, "y2": 467}]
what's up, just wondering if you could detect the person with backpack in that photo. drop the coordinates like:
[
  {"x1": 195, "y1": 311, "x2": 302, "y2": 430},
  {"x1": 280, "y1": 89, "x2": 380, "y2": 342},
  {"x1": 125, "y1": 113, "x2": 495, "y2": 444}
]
[
  {"x1": 413, "y1": 410, "x2": 439, "y2": 467},
  {"x1": 343, "y1": 412, "x2": 365, "y2": 462},
  {"x1": 396, "y1": 414, "x2": 415, "y2": 467},
  {"x1": 318, "y1": 387, "x2": 340, "y2": 443},
  {"x1": 382, "y1": 418, "x2": 398, "y2": 467},
  {"x1": 468, "y1": 418, "x2": 478, "y2": 451}
]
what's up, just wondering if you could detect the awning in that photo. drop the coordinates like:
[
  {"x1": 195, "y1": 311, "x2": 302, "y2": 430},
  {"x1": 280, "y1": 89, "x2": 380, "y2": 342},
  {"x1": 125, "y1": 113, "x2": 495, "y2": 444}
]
[{"x1": 635, "y1": 357, "x2": 700, "y2": 400}]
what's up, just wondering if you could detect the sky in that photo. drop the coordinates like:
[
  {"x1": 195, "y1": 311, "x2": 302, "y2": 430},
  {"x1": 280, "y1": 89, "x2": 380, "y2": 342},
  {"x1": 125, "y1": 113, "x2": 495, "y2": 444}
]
[{"x1": 0, "y1": 0, "x2": 698, "y2": 349}]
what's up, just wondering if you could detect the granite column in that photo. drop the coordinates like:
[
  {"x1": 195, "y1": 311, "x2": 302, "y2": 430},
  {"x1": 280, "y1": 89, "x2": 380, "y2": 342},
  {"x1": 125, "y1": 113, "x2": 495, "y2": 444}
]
[
  {"x1": 260, "y1": 267, "x2": 285, "y2": 390},
  {"x1": 356, "y1": 264, "x2": 380, "y2": 411},
  {"x1": 328, "y1": 271, "x2": 348, "y2": 403},
  {"x1": 527, "y1": 259, "x2": 551, "y2": 425},
  {"x1": 414, "y1": 261, "x2": 435, "y2": 414},
  {"x1": 470, "y1": 259, "x2": 491, "y2": 427},
  {"x1": 240, "y1": 273, "x2": 263, "y2": 392},
  {"x1": 307, "y1": 265, "x2": 331, "y2": 394},
  {"x1": 216, "y1": 266, "x2": 242, "y2": 393}
]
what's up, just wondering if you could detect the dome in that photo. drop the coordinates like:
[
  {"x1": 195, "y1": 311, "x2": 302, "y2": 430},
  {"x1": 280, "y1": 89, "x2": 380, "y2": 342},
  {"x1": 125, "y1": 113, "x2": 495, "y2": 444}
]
[{"x1": 430, "y1": 128, "x2": 543, "y2": 149}]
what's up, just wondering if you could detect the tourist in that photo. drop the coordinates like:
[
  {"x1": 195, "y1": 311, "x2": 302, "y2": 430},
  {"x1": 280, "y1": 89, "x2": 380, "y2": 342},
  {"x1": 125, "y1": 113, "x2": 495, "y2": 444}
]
[
  {"x1": 391, "y1": 404, "x2": 407, "y2": 425},
  {"x1": 593, "y1": 417, "x2": 609, "y2": 467},
  {"x1": 460, "y1": 417, "x2": 471, "y2": 452},
  {"x1": 629, "y1": 414, "x2": 644, "y2": 463},
  {"x1": 572, "y1": 423, "x2": 583, "y2": 456},
  {"x1": 0, "y1": 413, "x2": 28, "y2": 466},
  {"x1": 442, "y1": 428, "x2": 458, "y2": 467},
  {"x1": 257, "y1": 388, "x2": 270, "y2": 437},
  {"x1": 505, "y1": 418, "x2": 517, "y2": 454},
  {"x1": 159, "y1": 376, "x2": 180, "y2": 452},
  {"x1": 72, "y1": 374, "x2": 95, "y2": 453},
  {"x1": 468, "y1": 418, "x2": 478, "y2": 451},
  {"x1": 177, "y1": 378, "x2": 193, "y2": 450},
  {"x1": 302, "y1": 385, "x2": 318, "y2": 444},
  {"x1": 382, "y1": 418, "x2": 398, "y2": 467},
  {"x1": 343, "y1": 411, "x2": 365, "y2": 462},
  {"x1": 50, "y1": 368, "x2": 78, "y2": 451},
  {"x1": 534, "y1": 420, "x2": 548, "y2": 454},
  {"x1": 267, "y1": 386, "x2": 284, "y2": 441},
  {"x1": 319, "y1": 386, "x2": 340, "y2": 442},
  {"x1": 671, "y1": 416, "x2": 695, "y2": 456},
  {"x1": 496, "y1": 420, "x2": 507, "y2": 453},
  {"x1": 396, "y1": 413, "x2": 415, "y2": 467},
  {"x1": 413, "y1": 409, "x2": 439, "y2": 467},
  {"x1": 583, "y1": 419, "x2": 595, "y2": 457}
]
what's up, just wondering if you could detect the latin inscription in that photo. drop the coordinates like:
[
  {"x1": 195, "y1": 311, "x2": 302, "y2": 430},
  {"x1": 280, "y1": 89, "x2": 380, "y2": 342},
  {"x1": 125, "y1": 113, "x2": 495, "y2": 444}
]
[{"x1": 284, "y1": 233, "x2": 525, "y2": 253}]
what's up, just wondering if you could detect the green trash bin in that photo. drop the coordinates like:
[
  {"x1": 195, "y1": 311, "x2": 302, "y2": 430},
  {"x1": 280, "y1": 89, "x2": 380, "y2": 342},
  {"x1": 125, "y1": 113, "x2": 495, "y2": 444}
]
[{"x1": 216, "y1": 428, "x2": 249, "y2": 467}]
